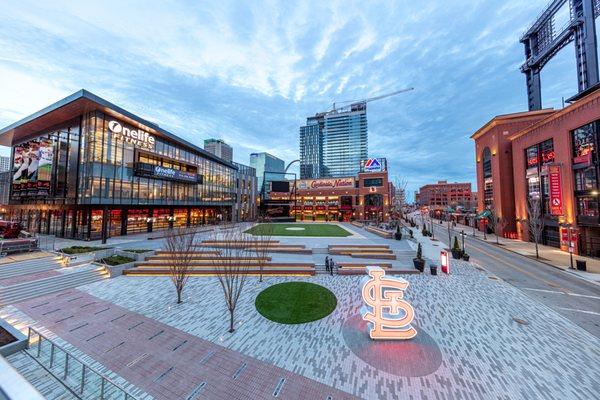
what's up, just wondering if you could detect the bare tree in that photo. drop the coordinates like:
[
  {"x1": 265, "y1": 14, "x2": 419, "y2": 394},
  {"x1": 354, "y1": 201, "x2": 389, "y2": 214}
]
[
  {"x1": 165, "y1": 227, "x2": 197, "y2": 304},
  {"x1": 252, "y1": 224, "x2": 273, "y2": 283},
  {"x1": 527, "y1": 197, "x2": 545, "y2": 259},
  {"x1": 213, "y1": 228, "x2": 251, "y2": 333}
]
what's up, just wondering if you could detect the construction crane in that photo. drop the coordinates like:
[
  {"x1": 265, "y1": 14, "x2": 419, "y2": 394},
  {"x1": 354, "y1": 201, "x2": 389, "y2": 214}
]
[{"x1": 332, "y1": 87, "x2": 414, "y2": 111}]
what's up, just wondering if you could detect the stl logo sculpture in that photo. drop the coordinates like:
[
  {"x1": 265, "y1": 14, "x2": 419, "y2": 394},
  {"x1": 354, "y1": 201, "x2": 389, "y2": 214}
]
[{"x1": 361, "y1": 266, "x2": 417, "y2": 340}]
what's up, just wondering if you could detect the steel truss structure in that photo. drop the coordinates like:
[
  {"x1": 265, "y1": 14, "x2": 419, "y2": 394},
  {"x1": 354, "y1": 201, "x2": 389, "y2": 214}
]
[{"x1": 521, "y1": 0, "x2": 600, "y2": 110}]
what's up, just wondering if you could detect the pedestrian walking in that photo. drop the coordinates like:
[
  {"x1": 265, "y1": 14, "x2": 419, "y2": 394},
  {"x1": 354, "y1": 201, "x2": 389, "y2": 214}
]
[
  {"x1": 325, "y1": 256, "x2": 330, "y2": 273},
  {"x1": 330, "y1": 259, "x2": 334, "y2": 276}
]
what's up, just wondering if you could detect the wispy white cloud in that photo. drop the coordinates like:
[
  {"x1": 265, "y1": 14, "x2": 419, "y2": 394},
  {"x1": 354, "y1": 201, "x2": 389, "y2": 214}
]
[{"x1": 0, "y1": 0, "x2": 570, "y2": 198}]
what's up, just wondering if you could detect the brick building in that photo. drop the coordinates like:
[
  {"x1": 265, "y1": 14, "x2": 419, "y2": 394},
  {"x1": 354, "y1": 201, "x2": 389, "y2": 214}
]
[
  {"x1": 416, "y1": 180, "x2": 475, "y2": 210},
  {"x1": 472, "y1": 88, "x2": 600, "y2": 257},
  {"x1": 269, "y1": 171, "x2": 392, "y2": 222}
]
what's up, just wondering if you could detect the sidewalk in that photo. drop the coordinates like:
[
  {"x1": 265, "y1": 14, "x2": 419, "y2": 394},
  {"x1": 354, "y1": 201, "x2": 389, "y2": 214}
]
[{"x1": 423, "y1": 216, "x2": 600, "y2": 277}]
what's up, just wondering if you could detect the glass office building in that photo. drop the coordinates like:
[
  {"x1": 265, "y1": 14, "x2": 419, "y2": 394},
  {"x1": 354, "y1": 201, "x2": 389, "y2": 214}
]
[
  {"x1": 322, "y1": 102, "x2": 368, "y2": 178},
  {"x1": 0, "y1": 90, "x2": 236, "y2": 241},
  {"x1": 299, "y1": 113, "x2": 324, "y2": 179}
]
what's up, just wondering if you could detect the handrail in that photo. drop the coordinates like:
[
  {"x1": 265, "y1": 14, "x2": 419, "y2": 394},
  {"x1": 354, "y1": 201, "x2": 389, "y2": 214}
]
[{"x1": 27, "y1": 326, "x2": 140, "y2": 400}]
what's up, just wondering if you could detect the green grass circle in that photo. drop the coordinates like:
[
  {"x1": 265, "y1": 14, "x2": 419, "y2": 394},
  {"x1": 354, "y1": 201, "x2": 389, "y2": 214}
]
[{"x1": 255, "y1": 282, "x2": 337, "y2": 324}]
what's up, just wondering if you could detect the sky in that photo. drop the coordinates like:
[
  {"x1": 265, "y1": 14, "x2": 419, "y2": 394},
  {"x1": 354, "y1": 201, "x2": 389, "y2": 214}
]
[{"x1": 0, "y1": 0, "x2": 581, "y2": 200}]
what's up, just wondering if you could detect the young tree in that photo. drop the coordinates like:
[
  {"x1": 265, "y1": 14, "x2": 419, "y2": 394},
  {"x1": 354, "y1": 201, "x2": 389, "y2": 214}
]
[
  {"x1": 165, "y1": 227, "x2": 197, "y2": 304},
  {"x1": 253, "y1": 224, "x2": 273, "y2": 282},
  {"x1": 213, "y1": 228, "x2": 251, "y2": 333},
  {"x1": 527, "y1": 197, "x2": 545, "y2": 259}
]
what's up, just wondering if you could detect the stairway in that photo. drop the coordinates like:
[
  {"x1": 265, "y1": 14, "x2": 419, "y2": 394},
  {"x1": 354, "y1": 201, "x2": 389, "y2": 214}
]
[
  {"x1": 0, "y1": 256, "x2": 64, "y2": 280},
  {"x1": 0, "y1": 266, "x2": 109, "y2": 305}
]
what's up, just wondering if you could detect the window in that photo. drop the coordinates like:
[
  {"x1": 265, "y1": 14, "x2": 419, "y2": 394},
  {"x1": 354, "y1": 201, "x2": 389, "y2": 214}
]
[
  {"x1": 540, "y1": 139, "x2": 554, "y2": 164},
  {"x1": 578, "y1": 196, "x2": 599, "y2": 217},
  {"x1": 526, "y1": 145, "x2": 539, "y2": 168},
  {"x1": 573, "y1": 123, "x2": 595, "y2": 158},
  {"x1": 482, "y1": 147, "x2": 492, "y2": 179},
  {"x1": 363, "y1": 178, "x2": 383, "y2": 187},
  {"x1": 574, "y1": 168, "x2": 597, "y2": 191}
]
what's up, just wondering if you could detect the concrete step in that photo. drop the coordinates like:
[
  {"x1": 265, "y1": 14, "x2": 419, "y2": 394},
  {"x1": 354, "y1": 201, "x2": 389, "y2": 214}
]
[
  {"x1": 0, "y1": 267, "x2": 108, "y2": 304},
  {"x1": 0, "y1": 256, "x2": 63, "y2": 279}
]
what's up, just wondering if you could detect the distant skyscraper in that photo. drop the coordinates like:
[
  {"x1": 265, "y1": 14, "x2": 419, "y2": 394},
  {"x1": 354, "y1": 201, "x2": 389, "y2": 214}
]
[
  {"x1": 204, "y1": 138, "x2": 233, "y2": 162},
  {"x1": 249, "y1": 152, "x2": 285, "y2": 196},
  {"x1": 299, "y1": 113, "x2": 325, "y2": 179},
  {"x1": 299, "y1": 102, "x2": 368, "y2": 179},
  {"x1": 0, "y1": 156, "x2": 10, "y2": 172}
]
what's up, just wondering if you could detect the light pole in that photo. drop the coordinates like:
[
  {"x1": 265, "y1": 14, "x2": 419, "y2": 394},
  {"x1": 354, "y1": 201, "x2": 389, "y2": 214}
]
[{"x1": 460, "y1": 230, "x2": 466, "y2": 253}]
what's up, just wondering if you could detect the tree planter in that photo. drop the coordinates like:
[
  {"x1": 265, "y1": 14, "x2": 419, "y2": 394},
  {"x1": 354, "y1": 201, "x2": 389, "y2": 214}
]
[
  {"x1": 430, "y1": 265, "x2": 437, "y2": 275},
  {"x1": 576, "y1": 260, "x2": 587, "y2": 271},
  {"x1": 462, "y1": 254, "x2": 470, "y2": 261},
  {"x1": 451, "y1": 249, "x2": 462, "y2": 259},
  {"x1": 413, "y1": 258, "x2": 425, "y2": 272}
]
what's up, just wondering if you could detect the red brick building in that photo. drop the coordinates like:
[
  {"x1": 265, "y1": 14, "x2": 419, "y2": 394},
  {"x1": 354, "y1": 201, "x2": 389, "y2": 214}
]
[
  {"x1": 472, "y1": 88, "x2": 600, "y2": 257},
  {"x1": 416, "y1": 180, "x2": 475, "y2": 210},
  {"x1": 269, "y1": 171, "x2": 392, "y2": 222}
]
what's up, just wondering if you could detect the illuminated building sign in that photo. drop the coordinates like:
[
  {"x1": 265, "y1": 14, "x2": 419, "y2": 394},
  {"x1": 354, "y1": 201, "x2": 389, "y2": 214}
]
[
  {"x1": 361, "y1": 266, "x2": 417, "y2": 340},
  {"x1": 361, "y1": 158, "x2": 387, "y2": 172},
  {"x1": 134, "y1": 162, "x2": 202, "y2": 184},
  {"x1": 298, "y1": 178, "x2": 355, "y2": 190},
  {"x1": 108, "y1": 120, "x2": 155, "y2": 150},
  {"x1": 548, "y1": 165, "x2": 563, "y2": 215}
]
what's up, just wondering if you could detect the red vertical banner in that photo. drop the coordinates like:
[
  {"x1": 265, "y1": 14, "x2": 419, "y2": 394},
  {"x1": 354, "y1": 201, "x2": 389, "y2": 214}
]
[{"x1": 548, "y1": 165, "x2": 563, "y2": 216}]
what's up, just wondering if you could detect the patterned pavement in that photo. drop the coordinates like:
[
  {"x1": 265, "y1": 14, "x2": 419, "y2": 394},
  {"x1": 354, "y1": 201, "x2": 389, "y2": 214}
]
[
  {"x1": 73, "y1": 261, "x2": 600, "y2": 400},
  {"x1": 2, "y1": 224, "x2": 600, "y2": 399}
]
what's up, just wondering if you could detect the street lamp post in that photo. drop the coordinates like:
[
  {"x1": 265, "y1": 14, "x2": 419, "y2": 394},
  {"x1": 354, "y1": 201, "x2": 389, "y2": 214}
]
[
  {"x1": 460, "y1": 230, "x2": 466, "y2": 254},
  {"x1": 567, "y1": 225, "x2": 575, "y2": 270}
]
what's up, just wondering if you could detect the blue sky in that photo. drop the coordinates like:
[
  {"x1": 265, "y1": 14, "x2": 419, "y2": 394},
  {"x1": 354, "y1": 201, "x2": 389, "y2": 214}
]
[{"x1": 0, "y1": 0, "x2": 580, "y2": 200}]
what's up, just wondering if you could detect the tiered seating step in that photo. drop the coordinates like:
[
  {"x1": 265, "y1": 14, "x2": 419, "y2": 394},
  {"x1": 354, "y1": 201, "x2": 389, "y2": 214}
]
[
  {"x1": 124, "y1": 262, "x2": 315, "y2": 276},
  {"x1": 196, "y1": 241, "x2": 312, "y2": 254}
]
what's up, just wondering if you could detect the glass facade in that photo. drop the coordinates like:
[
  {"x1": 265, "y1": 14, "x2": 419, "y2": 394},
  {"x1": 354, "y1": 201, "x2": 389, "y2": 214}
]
[
  {"x1": 299, "y1": 116, "x2": 323, "y2": 179},
  {"x1": 322, "y1": 103, "x2": 368, "y2": 178},
  {"x1": 8, "y1": 110, "x2": 236, "y2": 240}
]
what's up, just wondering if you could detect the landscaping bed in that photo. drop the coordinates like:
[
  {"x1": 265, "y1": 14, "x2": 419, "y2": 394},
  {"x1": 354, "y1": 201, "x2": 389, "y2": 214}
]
[
  {"x1": 59, "y1": 246, "x2": 109, "y2": 255},
  {"x1": 255, "y1": 282, "x2": 337, "y2": 324},
  {"x1": 100, "y1": 255, "x2": 135, "y2": 266}
]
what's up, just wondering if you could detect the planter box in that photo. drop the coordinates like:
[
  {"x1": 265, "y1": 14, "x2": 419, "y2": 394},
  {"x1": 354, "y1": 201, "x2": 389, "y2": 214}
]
[
  {"x1": 413, "y1": 258, "x2": 425, "y2": 272},
  {"x1": 0, "y1": 318, "x2": 27, "y2": 357}
]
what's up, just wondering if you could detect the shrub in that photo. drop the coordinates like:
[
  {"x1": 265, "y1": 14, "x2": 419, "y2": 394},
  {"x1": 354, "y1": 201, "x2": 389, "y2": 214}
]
[
  {"x1": 453, "y1": 236, "x2": 461, "y2": 251},
  {"x1": 416, "y1": 243, "x2": 423, "y2": 259}
]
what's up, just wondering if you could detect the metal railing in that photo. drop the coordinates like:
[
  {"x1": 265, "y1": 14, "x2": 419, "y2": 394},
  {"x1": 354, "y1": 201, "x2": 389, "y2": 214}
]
[{"x1": 26, "y1": 327, "x2": 140, "y2": 400}]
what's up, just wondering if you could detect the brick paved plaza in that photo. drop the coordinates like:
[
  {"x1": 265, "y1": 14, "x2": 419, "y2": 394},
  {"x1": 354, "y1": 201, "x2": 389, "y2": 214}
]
[{"x1": 0, "y1": 223, "x2": 598, "y2": 399}]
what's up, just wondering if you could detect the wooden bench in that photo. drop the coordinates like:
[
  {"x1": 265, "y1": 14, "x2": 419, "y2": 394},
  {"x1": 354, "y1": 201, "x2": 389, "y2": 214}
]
[
  {"x1": 329, "y1": 248, "x2": 393, "y2": 255},
  {"x1": 125, "y1": 262, "x2": 315, "y2": 277},
  {"x1": 329, "y1": 244, "x2": 390, "y2": 249},
  {"x1": 350, "y1": 253, "x2": 397, "y2": 260},
  {"x1": 337, "y1": 263, "x2": 392, "y2": 270},
  {"x1": 144, "y1": 255, "x2": 271, "y2": 262},
  {"x1": 364, "y1": 226, "x2": 393, "y2": 239},
  {"x1": 338, "y1": 268, "x2": 419, "y2": 275}
]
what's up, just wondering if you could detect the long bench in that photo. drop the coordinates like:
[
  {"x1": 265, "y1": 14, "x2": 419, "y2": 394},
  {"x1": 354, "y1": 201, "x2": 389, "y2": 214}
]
[
  {"x1": 124, "y1": 262, "x2": 315, "y2": 277},
  {"x1": 195, "y1": 243, "x2": 312, "y2": 254},
  {"x1": 364, "y1": 226, "x2": 393, "y2": 239},
  {"x1": 350, "y1": 253, "x2": 397, "y2": 260},
  {"x1": 338, "y1": 268, "x2": 418, "y2": 275},
  {"x1": 154, "y1": 250, "x2": 221, "y2": 256},
  {"x1": 329, "y1": 248, "x2": 393, "y2": 256},
  {"x1": 144, "y1": 255, "x2": 271, "y2": 262},
  {"x1": 337, "y1": 263, "x2": 392, "y2": 270}
]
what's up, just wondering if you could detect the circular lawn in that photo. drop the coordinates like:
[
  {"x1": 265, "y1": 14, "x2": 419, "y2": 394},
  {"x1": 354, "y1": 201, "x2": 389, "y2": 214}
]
[{"x1": 255, "y1": 282, "x2": 337, "y2": 324}]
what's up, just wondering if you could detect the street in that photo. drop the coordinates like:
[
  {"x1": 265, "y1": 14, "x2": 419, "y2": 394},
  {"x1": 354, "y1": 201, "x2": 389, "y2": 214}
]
[{"x1": 426, "y1": 220, "x2": 600, "y2": 338}]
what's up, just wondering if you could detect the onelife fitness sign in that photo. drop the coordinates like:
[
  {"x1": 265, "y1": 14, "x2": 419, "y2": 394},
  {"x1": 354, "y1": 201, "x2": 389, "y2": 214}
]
[
  {"x1": 108, "y1": 120, "x2": 155, "y2": 150},
  {"x1": 548, "y1": 165, "x2": 563, "y2": 215}
]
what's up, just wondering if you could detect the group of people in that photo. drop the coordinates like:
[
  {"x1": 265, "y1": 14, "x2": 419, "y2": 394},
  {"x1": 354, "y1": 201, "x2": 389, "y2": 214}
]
[{"x1": 325, "y1": 256, "x2": 336, "y2": 276}]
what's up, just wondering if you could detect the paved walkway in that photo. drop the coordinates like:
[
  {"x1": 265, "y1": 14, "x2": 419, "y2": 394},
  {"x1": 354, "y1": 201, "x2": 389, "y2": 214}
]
[{"x1": 13, "y1": 289, "x2": 356, "y2": 400}]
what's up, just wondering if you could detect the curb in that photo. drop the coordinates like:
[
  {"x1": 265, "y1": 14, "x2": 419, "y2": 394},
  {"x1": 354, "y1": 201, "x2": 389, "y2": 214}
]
[{"x1": 428, "y1": 220, "x2": 600, "y2": 287}]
